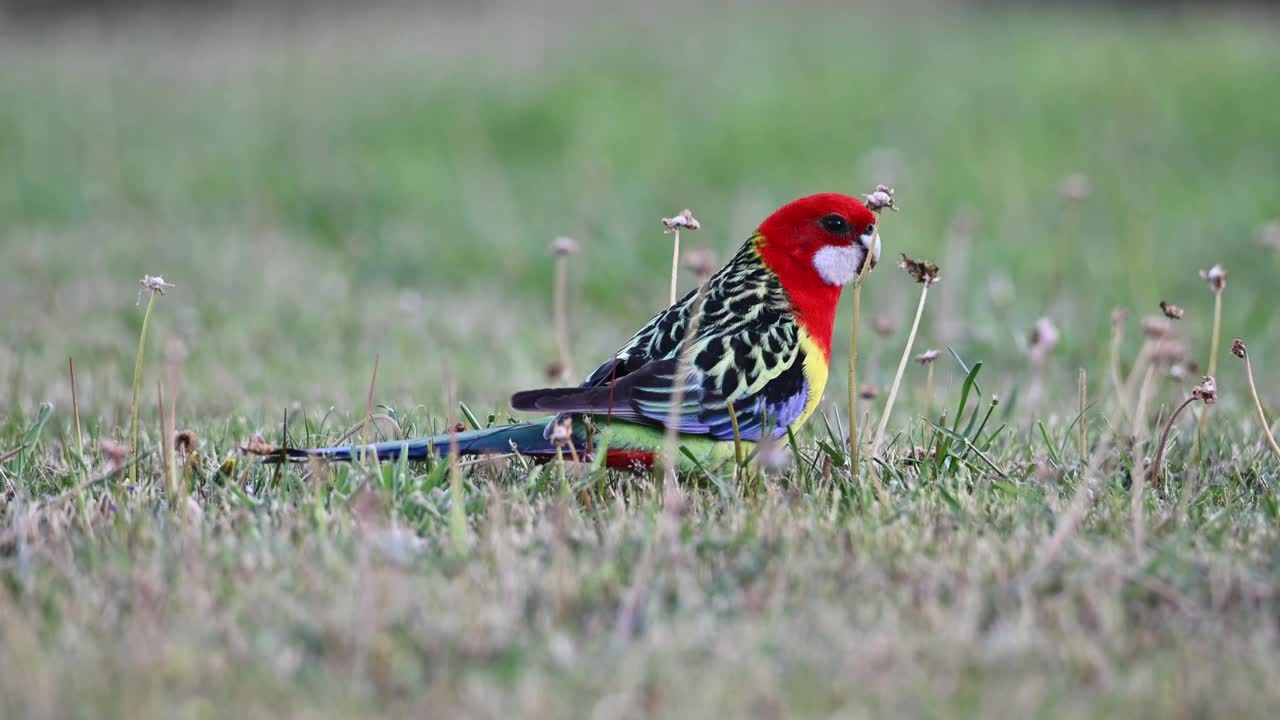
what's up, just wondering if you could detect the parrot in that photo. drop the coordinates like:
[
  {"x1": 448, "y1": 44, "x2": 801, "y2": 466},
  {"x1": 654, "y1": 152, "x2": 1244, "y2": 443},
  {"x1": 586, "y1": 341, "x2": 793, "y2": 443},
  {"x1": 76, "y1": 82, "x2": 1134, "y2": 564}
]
[{"x1": 273, "y1": 193, "x2": 881, "y2": 471}]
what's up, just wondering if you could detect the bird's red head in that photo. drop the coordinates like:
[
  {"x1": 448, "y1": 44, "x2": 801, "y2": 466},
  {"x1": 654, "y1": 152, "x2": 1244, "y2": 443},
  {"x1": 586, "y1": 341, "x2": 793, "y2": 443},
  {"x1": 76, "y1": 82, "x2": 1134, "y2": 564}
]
[{"x1": 754, "y1": 193, "x2": 882, "y2": 357}]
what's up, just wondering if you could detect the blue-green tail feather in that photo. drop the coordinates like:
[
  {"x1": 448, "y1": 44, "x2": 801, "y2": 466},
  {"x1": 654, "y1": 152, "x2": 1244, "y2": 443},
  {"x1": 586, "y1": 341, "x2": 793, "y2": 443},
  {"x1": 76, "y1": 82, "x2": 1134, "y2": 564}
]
[{"x1": 275, "y1": 420, "x2": 560, "y2": 463}]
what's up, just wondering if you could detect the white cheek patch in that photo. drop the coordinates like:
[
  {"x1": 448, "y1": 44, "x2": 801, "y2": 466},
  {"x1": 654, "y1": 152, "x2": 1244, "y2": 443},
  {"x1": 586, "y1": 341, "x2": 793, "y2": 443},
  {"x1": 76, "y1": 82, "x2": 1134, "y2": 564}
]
[{"x1": 813, "y1": 244, "x2": 866, "y2": 286}]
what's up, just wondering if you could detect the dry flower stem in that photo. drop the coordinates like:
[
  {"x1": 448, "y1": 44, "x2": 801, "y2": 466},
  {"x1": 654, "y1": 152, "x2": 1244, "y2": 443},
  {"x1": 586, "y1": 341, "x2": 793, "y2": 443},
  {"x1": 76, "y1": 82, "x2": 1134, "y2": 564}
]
[
  {"x1": 668, "y1": 228, "x2": 681, "y2": 307},
  {"x1": 924, "y1": 363, "x2": 935, "y2": 421},
  {"x1": 1197, "y1": 289, "x2": 1223, "y2": 438},
  {"x1": 726, "y1": 399, "x2": 745, "y2": 471},
  {"x1": 553, "y1": 255, "x2": 574, "y2": 382},
  {"x1": 158, "y1": 383, "x2": 174, "y2": 498},
  {"x1": 1109, "y1": 324, "x2": 1132, "y2": 424},
  {"x1": 1078, "y1": 368, "x2": 1087, "y2": 465},
  {"x1": 1151, "y1": 394, "x2": 1201, "y2": 483},
  {"x1": 446, "y1": 383, "x2": 468, "y2": 552},
  {"x1": 661, "y1": 279, "x2": 710, "y2": 494},
  {"x1": 1239, "y1": 348, "x2": 1280, "y2": 459},
  {"x1": 847, "y1": 246, "x2": 876, "y2": 476},
  {"x1": 872, "y1": 282, "x2": 930, "y2": 460},
  {"x1": 129, "y1": 290, "x2": 158, "y2": 488},
  {"x1": 69, "y1": 357, "x2": 91, "y2": 535},
  {"x1": 359, "y1": 355, "x2": 380, "y2": 466}
]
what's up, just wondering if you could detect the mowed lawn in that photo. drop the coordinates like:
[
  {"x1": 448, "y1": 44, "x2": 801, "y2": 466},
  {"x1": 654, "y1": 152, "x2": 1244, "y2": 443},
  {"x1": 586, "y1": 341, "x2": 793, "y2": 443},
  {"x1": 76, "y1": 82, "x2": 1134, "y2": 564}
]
[{"x1": 2, "y1": 5, "x2": 1280, "y2": 718}]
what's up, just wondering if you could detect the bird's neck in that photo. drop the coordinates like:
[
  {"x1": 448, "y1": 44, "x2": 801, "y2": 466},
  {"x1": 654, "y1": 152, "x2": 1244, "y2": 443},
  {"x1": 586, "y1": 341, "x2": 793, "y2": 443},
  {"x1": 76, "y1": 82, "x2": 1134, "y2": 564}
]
[{"x1": 752, "y1": 240, "x2": 842, "y2": 362}]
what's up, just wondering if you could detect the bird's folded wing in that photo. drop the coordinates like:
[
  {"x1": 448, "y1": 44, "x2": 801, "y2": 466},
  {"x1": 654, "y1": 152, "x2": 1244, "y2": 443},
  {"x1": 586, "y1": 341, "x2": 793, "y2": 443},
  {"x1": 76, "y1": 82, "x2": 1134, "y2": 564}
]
[{"x1": 512, "y1": 351, "x2": 808, "y2": 442}]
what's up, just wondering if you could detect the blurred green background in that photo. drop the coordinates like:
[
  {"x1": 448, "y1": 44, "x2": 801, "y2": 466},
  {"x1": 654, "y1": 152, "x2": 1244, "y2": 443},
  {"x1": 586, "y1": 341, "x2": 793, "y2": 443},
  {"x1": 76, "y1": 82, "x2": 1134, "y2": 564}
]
[{"x1": 2, "y1": 2, "x2": 1278, "y2": 427}]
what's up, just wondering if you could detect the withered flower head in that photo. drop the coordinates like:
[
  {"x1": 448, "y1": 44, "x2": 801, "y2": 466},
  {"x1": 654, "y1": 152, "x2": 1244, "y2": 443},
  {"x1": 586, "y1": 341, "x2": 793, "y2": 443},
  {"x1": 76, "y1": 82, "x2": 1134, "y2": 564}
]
[
  {"x1": 1142, "y1": 316, "x2": 1171, "y2": 340},
  {"x1": 99, "y1": 439, "x2": 132, "y2": 472},
  {"x1": 914, "y1": 349, "x2": 940, "y2": 365},
  {"x1": 1060, "y1": 174, "x2": 1091, "y2": 202},
  {"x1": 549, "y1": 416, "x2": 573, "y2": 447},
  {"x1": 173, "y1": 430, "x2": 200, "y2": 456},
  {"x1": 1191, "y1": 376, "x2": 1217, "y2": 404},
  {"x1": 872, "y1": 317, "x2": 894, "y2": 338},
  {"x1": 1148, "y1": 339, "x2": 1190, "y2": 368},
  {"x1": 544, "y1": 361, "x2": 567, "y2": 383},
  {"x1": 858, "y1": 383, "x2": 879, "y2": 400},
  {"x1": 1199, "y1": 264, "x2": 1227, "y2": 293},
  {"x1": 898, "y1": 254, "x2": 940, "y2": 285},
  {"x1": 661, "y1": 209, "x2": 701, "y2": 233},
  {"x1": 1231, "y1": 338, "x2": 1247, "y2": 358},
  {"x1": 139, "y1": 274, "x2": 175, "y2": 295},
  {"x1": 550, "y1": 236, "x2": 579, "y2": 256},
  {"x1": 1160, "y1": 300, "x2": 1185, "y2": 320},
  {"x1": 863, "y1": 184, "x2": 897, "y2": 212},
  {"x1": 239, "y1": 435, "x2": 276, "y2": 456},
  {"x1": 1111, "y1": 307, "x2": 1129, "y2": 333},
  {"x1": 682, "y1": 248, "x2": 718, "y2": 279},
  {"x1": 1028, "y1": 317, "x2": 1060, "y2": 357}
]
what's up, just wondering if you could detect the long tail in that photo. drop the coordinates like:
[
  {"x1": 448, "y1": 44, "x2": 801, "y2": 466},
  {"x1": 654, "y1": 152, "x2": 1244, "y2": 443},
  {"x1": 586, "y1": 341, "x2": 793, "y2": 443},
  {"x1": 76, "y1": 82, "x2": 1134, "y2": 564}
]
[{"x1": 267, "y1": 420, "x2": 559, "y2": 464}]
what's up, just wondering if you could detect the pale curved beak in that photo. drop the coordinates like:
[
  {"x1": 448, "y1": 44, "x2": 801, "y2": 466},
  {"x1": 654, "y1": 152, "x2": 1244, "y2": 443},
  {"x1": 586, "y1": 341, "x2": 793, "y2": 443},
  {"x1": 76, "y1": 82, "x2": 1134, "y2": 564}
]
[{"x1": 859, "y1": 228, "x2": 882, "y2": 270}]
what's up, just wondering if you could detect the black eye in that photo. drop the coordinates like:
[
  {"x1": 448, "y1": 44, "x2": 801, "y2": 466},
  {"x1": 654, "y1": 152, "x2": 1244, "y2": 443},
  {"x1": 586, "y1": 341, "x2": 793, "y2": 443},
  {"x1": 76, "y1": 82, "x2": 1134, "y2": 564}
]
[
  {"x1": 819, "y1": 214, "x2": 850, "y2": 234},
  {"x1": 865, "y1": 223, "x2": 876, "y2": 235}
]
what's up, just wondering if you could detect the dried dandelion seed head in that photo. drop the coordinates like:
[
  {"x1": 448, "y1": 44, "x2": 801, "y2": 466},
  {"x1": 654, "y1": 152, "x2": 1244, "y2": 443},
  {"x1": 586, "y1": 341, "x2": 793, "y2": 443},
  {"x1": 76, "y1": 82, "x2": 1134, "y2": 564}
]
[
  {"x1": 898, "y1": 254, "x2": 940, "y2": 285},
  {"x1": 1059, "y1": 174, "x2": 1091, "y2": 202},
  {"x1": 1192, "y1": 376, "x2": 1217, "y2": 404},
  {"x1": 550, "y1": 236, "x2": 579, "y2": 257},
  {"x1": 544, "y1": 361, "x2": 567, "y2": 383},
  {"x1": 859, "y1": 383, "x2": 879, "y2": 400},
  {"x1": 1231, "y1": 338, "x2": 1247, "y2": 358},
  {"x1": 1260, "y1": 222, "x2": 1280, "y2": 252},
  {"x1": 1160, "y1": 300, "x2": 1185, "y2": 320},
  {"x1": 99, "y1": 439, "x2": 132, "y2": 471},
  {"x1": 549, "y1": 416, "x2": 573, "y2": 448},
  {"x1": 1028, "y1": 317, "x2": 1060, "y2": 359},
  {"x1": 140, "y1": 274, "x2": 176, "y2": 295},
  {"x1": 662, "y1": 209, "x2": 701, "y2": 233},
  {"x1": 173, "y1": 430, "x2": 199, "y2": 456},
  {"x1": 863, "y1": 184, "x2": 897, "y2": 213},
  {"x1": 1199, "y1": 264, "x2": 1227, "y2": 293},
  {"x1": 872, "y1": 317, "x2": 894, "y2": 338},
  {"x1": 1142, "y1": 316, "x2": 1172, "y2": 340},
  {"x1": 1111, "y1": 307, "x2": 1129, "y2": 333},
  {"x1": 239, "y1": 435, "x2": 275, "y2": 455},
  {"x1": 1148, "y1": 339, "x2": 1190, "y2": 368},
  {"x1": 914, "y1": 349, "x2": 940, "y2": 365},
  {"x1": 682, "y1": 248, "x2": 718, "y2": 280}
]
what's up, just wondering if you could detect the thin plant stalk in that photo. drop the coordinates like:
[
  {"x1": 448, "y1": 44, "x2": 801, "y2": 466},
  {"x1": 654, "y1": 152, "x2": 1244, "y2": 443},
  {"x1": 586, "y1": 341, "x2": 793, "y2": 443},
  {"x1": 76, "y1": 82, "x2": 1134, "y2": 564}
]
[
  {"x1": 1239, "y1": 347, "x2": 1280, "y2": 459},
  {"x1": 661, "y1": 280, "x2": 710, "y2": 496},
  {"x1": 667, "y1": 228, "x2": 681, "y2": 307},
  {"x1": 1109, "y1": 324, "x2": 1132, "y2": 424},
  {"x1": 1129, "y1": 364, "x2": 1156, "y2": 560},
  {"x1": 1150, "y1": 395, "x2": 1198, "y2": 483},
  {"x1": 1196, "y1": 290, "x2": 1223, "y2": 439},
  {"x1": 923, "y1": 363, "x2": 936, "y2": 421},
  {"x1": 129, "y1": 290, "x2": 158, "y2": 488},
  {"x1": 158, "y1": 383, "x2": 174, "y2": 498},
  {"x1": 1078, "y1": 368, "x2": 1087, "y2": 465},
  {"x1": 554, "y1": 254, "x2": 574, "y2": 381},
  {"x1": 726, "y1": 399, "x2": 745, "y2": 470},
  {"x1": 69, "y1": 357, "x2": 92, "y2": 536},
  {"x1": 847, "y1": 249, "x2": 875, "y2": 476},
  {"x1": 359, "y1": 354, "x2": 380, "y2": 467},
  {"x1": 871, "y1": 282, "x2": 930, "y2": 458},
  {"x1": 446, "y1": 383, "x2": 469, "y2": 552}
]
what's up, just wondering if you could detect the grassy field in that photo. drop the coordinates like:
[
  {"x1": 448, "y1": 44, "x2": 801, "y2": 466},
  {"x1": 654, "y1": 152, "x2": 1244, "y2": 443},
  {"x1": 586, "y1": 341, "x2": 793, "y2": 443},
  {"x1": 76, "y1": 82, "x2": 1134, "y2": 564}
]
[{"x1": 3, "y1": 4, "x2": 1280, "y2": 717}]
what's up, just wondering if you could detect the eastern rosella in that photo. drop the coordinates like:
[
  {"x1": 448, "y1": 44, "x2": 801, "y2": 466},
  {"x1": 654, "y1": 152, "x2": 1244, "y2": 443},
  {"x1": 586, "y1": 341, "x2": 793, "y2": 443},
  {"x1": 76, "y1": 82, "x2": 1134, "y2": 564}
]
[{"x1": 282, "y1": 193, "x2": 881, "y2": 470}]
